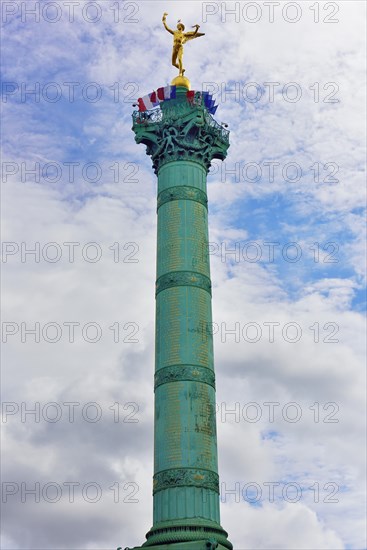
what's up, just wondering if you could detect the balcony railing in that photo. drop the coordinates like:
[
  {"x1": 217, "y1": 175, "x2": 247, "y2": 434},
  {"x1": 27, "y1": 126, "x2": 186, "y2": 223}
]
[
  {"x1": 132, "y1": 108, "x2": 163, "y2": 125},
  {"x1": 203, "y1": 109, "x2": 230, "y2": 143},
  {"x1": 132, "y1": 101, "x2": 229, "y2": 144}
]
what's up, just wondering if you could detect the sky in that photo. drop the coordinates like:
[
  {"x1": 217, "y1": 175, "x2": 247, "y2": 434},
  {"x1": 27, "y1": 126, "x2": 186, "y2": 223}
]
[{"x1": 1, "y1": 1, "x2": 366, "y2": 549}]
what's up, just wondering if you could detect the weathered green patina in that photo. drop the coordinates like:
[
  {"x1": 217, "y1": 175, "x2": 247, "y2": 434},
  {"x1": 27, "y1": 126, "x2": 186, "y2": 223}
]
[{"x1": 125, "y1": 86, "x2": 231, "y2": 550}]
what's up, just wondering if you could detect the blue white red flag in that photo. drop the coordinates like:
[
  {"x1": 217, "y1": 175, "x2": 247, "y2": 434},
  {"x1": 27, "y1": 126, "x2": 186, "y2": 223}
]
[
  {"x1": 137, "y1": 86, "x2": 217, "y2": 113},
  {"x1": 157, "y1": 85, "x2": 176, "y2": 101},
  {"x1": 137, "y1": 91, "x2": 159, "y2": 112},
  {"x1": 138, "y1": 86, "x2": 176, "y2": 111},
  {"x1": 187, "y1": 90, "x2": 218, "y2": 115}
]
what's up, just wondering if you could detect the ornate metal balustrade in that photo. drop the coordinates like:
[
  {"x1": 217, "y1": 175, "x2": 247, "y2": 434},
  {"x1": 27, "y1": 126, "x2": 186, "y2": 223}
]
[
  {"x1": 203, "y1": 109, "x2": 230, "y2": 143},
  {"x1": 132, "y1": 100, "x2": 229, "y2": 145},
  {"x1": 132, "y1": 108, "x2": 163, "y2": 126}
]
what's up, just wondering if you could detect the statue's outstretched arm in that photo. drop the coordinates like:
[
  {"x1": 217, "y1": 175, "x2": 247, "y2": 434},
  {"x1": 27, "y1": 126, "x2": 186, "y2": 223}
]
[
  {"x1": 182, "y1": 30, "x2": 205, "y2": 43},
  {"x1": 182, "y1": 24, "x2": 205, "y2": 43},
  {"x1": 162, "y1": 12, "x2": 174, "y2": 35}
]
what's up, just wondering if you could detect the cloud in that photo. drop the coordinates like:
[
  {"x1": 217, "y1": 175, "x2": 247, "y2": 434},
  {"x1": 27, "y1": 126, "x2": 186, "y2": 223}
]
[{"x1": 222, "y1": 502, "x2": 345, "y2": 549}]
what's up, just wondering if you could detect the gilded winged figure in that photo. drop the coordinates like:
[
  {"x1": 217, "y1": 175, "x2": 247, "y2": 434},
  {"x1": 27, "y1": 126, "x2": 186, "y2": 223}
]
[{"x1": 162, "y1": 13, "x2": 205, "y2": 76}]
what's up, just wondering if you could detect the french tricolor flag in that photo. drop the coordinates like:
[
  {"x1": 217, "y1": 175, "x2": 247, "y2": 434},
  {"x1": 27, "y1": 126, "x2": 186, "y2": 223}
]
[
  {"x1": 186, "y1": 90, "x2": 218, "y2": 115},
  {"x1": 138, "y1": 86, "x2": 177, "y2": 111},
  {"x1": 157, "y1": 85, "x2": 176, "y2": 101},
  {"x1": 137, "y1": 91, "x2": 159, "y2": 112}
]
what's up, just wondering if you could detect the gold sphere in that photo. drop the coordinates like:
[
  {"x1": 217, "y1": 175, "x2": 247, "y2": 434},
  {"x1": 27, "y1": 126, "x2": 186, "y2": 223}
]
[{"x1": 171, "y1": 75, "x2": 191, "y2": 90}]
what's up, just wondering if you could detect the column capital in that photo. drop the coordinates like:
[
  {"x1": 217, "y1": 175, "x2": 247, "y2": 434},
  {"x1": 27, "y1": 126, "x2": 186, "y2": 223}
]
[{"x1": 132, "y1": 98, "x2": 229, "y2": 174}]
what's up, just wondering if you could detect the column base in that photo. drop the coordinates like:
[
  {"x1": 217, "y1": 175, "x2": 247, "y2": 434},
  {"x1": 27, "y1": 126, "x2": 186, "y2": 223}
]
[
  {"x1": 120, "y1": 541, "x2": 230, "y2": 550},
  {"x1": 143, "y1": 520, "x2": 232, "y2": 549}
]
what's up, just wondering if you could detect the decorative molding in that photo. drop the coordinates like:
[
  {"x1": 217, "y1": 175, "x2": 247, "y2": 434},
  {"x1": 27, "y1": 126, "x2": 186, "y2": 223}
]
[
  {"x1": 153, "y1": 468, "x2": 219, "y2": 495},
  {"x1": 144, "y1": 527, "x2": 232, "y2": 549},
  {"x1": 157, "y1": 186, "x2": 208, "y2": 210},
  {"x1": 144, "y1": 525, "x2": 232, "y2": 549},
  {"x1": 156, "y1": 271, "x2": 212, "y2": 296},
  {"x1": 155, "y1": 365, "x2": 215, "y2": 389}
]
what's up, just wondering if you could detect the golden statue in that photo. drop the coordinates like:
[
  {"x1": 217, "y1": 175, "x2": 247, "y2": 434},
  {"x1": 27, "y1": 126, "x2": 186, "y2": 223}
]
[{"x1": 162, "y1": 12, "x2": 205, "y2": 87}]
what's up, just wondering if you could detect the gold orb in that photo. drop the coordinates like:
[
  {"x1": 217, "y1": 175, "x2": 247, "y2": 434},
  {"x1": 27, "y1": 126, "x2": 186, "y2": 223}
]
[{"x1": 171, "y1": 75, "x2": 191, "y2": 90}]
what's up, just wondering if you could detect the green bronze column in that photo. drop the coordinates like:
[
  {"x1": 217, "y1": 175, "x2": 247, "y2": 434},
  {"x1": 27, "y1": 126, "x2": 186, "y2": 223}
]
[{"x1": 130, "y1": 82, "x2": 231, "y2": 550}]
